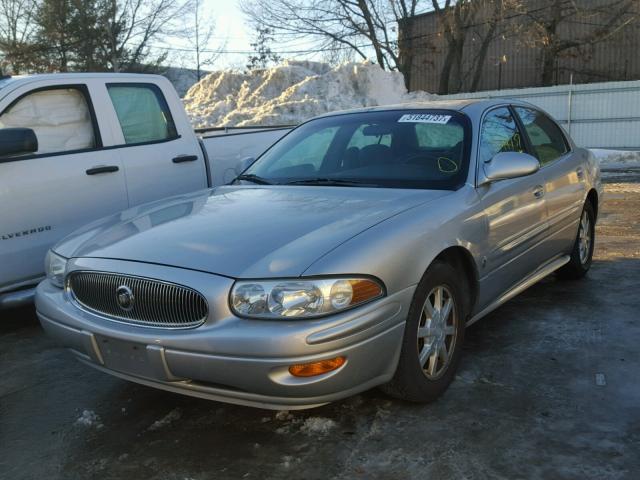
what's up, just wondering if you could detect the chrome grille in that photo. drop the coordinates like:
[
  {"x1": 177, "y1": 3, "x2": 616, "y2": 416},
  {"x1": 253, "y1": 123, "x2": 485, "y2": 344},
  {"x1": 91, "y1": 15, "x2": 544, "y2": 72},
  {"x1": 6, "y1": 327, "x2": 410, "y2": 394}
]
[{"x1": 68, "y1": 271, "x2": 208, "y2": 328}]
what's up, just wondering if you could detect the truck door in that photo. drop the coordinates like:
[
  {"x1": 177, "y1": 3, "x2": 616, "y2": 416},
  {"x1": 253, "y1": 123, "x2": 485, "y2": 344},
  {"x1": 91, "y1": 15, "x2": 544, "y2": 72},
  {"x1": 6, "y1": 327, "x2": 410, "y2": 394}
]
[
  {"x1": 105, "y1": 82, "x2": 208, "y2": 206},
  {"x1": 0, "y1": 83, "x2": 128, "y2": 291}
]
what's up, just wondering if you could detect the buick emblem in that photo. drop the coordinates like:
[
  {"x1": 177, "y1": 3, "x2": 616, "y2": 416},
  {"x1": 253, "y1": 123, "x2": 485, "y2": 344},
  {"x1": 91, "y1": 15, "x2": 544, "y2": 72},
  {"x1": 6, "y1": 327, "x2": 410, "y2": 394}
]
[{"x1": 116, "y1": 285, "x2": 135, "y2": 311}]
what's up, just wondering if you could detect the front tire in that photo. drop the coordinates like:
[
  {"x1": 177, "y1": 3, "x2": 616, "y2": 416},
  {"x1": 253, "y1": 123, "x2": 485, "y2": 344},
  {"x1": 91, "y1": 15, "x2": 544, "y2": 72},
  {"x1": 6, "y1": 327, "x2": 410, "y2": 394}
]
[
  {"x1": 382, "y1": 261, "x2": 467, "y2": 403},
  {"x1": 557, "y1": 201, "x2": 595, "y2": 280}
]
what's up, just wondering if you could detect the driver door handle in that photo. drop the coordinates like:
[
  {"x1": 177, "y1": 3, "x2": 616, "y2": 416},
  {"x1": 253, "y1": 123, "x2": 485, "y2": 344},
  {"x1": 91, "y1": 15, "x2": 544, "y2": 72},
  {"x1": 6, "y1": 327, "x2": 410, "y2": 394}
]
[
  {"x1": 172, "y1": 155, "x2": 199, "y2": 163},
  {"x1": 533, "y1": 185, "x2": 545, "y2": 198},
  {"x1": 86, "y1": 165, "x2": 119, "y2": 175}
]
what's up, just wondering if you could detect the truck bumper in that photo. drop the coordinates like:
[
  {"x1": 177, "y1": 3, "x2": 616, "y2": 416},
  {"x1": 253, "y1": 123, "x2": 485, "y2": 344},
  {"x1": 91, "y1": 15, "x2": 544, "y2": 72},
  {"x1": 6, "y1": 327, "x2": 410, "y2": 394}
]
[{"x1": 0, "y1": 286, "x2": 37, "y2": 309}]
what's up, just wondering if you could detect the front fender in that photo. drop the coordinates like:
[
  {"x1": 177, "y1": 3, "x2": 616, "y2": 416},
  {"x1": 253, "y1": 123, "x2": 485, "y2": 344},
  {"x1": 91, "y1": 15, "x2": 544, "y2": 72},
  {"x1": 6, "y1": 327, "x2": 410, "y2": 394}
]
[{"x1": 303, "y1": 186, "x2": 485, "y2": 295}]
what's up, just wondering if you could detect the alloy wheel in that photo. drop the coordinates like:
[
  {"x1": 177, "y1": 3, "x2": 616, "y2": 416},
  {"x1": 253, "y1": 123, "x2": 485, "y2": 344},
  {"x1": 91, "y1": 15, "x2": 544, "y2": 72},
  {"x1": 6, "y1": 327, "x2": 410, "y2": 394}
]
[
  {"x1": 578, "y1": 210, "x2": 592, "y2": 265},
  {"x1": 417, "y1": 285, "x2": 458, "y2": 380}
]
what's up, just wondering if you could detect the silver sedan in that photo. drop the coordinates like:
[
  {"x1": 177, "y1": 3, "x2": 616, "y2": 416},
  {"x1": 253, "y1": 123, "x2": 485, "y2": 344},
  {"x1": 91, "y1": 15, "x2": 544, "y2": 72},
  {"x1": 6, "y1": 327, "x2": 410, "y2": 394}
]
[{"x1": 36, "y1": 99, "x2": 603, "y2": 409}]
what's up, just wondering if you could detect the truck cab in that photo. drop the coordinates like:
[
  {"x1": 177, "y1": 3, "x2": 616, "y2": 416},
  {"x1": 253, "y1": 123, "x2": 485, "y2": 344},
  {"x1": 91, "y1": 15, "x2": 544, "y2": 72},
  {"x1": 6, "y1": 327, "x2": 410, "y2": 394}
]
[{"x1": 0, "y1": 73, "x2": 209, "y2": 307}]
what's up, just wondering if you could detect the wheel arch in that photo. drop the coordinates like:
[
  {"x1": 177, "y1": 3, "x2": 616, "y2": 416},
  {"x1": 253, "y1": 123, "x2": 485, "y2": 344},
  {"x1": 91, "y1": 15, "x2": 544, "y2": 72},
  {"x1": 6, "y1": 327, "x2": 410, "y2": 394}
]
[
  {"x1": 586, "y1": 188, "x2": 599, "y2": 221},
  {"x1": 432, "y1": 246, "x2": 479, "y2": 318}
]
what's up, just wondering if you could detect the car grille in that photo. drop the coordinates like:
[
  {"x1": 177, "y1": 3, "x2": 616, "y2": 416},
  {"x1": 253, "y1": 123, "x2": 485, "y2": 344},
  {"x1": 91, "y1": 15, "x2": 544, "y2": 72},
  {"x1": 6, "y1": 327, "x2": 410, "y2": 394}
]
[{"x1": 68, "y1": 271, "x2": 208, "y2": 328}]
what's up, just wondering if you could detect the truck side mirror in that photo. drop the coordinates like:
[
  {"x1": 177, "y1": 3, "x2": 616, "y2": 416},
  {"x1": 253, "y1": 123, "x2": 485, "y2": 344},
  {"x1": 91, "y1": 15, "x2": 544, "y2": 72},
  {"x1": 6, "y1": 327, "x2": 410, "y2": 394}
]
[
  {"x1": 223, "y1": 157, "x2": 257, "y2": 184},
  {"x1": 0, "y1": 128, "x2": 38, "y2": 158},
  {"x1": 235, "y1": 156, "x2": 255, "y2": 175}
]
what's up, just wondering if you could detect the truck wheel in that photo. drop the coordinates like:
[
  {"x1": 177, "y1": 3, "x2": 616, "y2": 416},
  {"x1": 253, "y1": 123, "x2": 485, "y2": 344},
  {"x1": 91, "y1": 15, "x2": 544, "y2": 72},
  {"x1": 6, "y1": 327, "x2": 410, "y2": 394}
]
[
  {"x1": 557, "y1": 202, "x2": 595, "y2": 280},
  {"x1": 382, "y1": 260, "x2": 466, "y2": 403}
]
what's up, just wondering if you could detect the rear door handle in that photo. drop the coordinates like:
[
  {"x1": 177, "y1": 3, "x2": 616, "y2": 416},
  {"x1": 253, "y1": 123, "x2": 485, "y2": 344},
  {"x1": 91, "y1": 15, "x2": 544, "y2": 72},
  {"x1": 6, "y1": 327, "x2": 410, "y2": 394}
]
[
  {"x1": 576, "y1": 167, "x2": 584, "y2": 179},
  {"x1": 86, "y1": 165, "x2": 119, "y2": 175},
  {"x1": 172, "y1": 155, "x2": 199, "y2": 163},
  {"x1": 533, "y1": 185, "x2": 545, "y2": 198}
]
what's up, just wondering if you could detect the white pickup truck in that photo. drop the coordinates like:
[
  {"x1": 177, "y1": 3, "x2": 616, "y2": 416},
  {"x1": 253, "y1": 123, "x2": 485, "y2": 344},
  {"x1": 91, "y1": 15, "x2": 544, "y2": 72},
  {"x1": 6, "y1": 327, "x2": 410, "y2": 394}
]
[{"x1": 0, "y1": 73, "x2": 291, "y2": 308}]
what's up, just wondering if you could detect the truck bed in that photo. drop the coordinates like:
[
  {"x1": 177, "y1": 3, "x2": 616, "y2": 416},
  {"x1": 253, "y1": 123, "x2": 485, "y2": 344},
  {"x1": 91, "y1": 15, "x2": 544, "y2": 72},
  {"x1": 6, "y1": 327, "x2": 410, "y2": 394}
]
[{"x1": 199, "y1": 127, "x2": 293, "y2": 186}]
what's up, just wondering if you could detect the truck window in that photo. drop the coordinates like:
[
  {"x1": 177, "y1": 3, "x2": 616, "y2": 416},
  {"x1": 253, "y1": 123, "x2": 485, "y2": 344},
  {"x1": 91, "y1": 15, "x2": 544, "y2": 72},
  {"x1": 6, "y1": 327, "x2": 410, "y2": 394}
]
[
  {"x1": 0, "y1": 87, "x2": 96, "y2": 156},
  {"x1": 107, "y1": 84, "x2": 178, "y2": 145}
]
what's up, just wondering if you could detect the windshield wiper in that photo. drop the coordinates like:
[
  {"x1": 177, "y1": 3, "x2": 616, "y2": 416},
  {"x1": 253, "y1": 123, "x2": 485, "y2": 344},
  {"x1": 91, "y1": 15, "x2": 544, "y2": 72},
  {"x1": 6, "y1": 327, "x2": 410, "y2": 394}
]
[
  {"x1": 234, "y1": 174, "x2": 273, "y2": 185},
  {"x1": 284, "y1": 178, "x2": 379, "y2": 187}
]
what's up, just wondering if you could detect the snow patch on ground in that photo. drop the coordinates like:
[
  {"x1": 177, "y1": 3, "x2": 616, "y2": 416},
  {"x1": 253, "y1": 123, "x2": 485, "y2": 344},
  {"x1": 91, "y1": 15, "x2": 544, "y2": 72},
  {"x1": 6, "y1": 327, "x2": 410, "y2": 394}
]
[
  {"x1": 591, "y1": 149, "x2": 640, "y2": 169},
  {"x1": 300, "y1": 417, "x2": 337, "y2": 435},
  {"x1": 148, "y1": 408, "x2": 182, "y2": 431},
  {"x1": 272, "y1": 410, "x2": 338, "y2": 436},
  {"x1": 184, "y1": 60, "x2": 435, "y2": 128},
  {"x1": 75, "y1": 409, "x2": 103, "y2": 429}
]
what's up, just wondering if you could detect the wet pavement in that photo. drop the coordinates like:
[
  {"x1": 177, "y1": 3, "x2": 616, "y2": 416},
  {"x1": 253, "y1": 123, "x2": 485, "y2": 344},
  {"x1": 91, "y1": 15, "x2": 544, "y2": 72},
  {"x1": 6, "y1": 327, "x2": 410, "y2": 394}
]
[{"x1": 1, "y1": 173, "x2": 639, "y2": 480}]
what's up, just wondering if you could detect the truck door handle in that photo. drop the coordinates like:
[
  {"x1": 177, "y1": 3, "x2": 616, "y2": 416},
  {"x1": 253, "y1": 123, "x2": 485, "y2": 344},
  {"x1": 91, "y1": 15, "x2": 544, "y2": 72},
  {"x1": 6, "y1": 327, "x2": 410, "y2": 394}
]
[
  {"x1": 172, "y1": 155, "x2": 198, "y2": 163},
  {"x1": 533, "y1": 185, "x2": 545, "y2": 198},
  {"x1": 576, "y1": 167, "x2": 584, "y2": 179},
  {"x1": 86, "y1": 165, "x2": 119, "y2": 175}
]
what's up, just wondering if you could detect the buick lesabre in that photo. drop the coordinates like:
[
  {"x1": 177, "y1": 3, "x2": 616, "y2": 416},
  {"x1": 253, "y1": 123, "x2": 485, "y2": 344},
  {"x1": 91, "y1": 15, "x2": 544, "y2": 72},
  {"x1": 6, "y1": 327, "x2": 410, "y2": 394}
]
[{"x1": 36, "y1": 99, "x2": 603, "y2": 409}]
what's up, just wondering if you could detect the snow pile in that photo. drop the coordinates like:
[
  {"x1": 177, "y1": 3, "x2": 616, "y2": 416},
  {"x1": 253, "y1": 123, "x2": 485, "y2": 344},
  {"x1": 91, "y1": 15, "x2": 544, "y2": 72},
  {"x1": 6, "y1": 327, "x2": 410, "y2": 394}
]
[{"x1": 184, "y1": 60, "x2": 435, "y2": 128}]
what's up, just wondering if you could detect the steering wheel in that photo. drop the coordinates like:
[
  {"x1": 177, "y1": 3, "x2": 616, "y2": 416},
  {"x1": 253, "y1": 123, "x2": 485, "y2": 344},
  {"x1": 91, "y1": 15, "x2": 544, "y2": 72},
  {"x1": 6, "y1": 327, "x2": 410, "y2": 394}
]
[
  {"x1": 396, "y1": 151, "x2": 437, "y2": 165},
  {"x1": 396, "y1": 152, "x2": 460, "y2": 174}
]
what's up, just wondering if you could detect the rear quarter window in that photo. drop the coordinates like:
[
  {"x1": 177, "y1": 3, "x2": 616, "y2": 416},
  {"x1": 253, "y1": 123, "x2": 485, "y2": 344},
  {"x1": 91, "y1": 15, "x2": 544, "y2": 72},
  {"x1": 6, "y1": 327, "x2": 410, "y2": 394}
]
[{"x1": 514, "y1": 107, "x2": 569, "y2": 165}]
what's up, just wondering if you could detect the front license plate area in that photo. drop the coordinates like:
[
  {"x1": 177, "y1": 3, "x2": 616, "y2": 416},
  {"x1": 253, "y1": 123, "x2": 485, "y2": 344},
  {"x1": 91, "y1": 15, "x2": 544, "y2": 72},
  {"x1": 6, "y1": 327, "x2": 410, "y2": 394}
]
[{"x1": 96, "y1": 336, "x2": 155, "y2": 379}]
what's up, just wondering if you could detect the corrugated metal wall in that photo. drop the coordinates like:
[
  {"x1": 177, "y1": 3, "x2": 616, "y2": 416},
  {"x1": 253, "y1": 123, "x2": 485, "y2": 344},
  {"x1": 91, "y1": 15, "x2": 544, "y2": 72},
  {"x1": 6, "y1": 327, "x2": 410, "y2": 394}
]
[{"x1": 439, "y1": 80, "x2": 640, "y2": 149}]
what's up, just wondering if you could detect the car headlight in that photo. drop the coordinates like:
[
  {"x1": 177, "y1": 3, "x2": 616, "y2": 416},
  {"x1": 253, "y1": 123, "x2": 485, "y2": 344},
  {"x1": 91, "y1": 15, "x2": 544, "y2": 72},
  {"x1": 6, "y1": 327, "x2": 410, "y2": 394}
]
[
  {"x1": 230, "y1": 277, "x2": 384, "y2": 319},
  {"x1": 45, "y1": 250, "x2": 67, "y2": 288}
]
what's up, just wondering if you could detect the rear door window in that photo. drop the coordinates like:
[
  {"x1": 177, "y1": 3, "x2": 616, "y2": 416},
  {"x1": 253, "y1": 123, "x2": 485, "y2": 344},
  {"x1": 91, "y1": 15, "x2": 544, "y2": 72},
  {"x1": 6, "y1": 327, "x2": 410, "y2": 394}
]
[
  {"x1": 514, "y1": 107, "x2": 569, "y2": 166},
  {"x1": 479, "y1": 107, "x2": 525, "y2": 163},
  {"x1": 107, "y1": 84, "x2": 178, "y2": 145},
  {"x1": 0, "y1": 87, "x2": 96, "y2": 157}
]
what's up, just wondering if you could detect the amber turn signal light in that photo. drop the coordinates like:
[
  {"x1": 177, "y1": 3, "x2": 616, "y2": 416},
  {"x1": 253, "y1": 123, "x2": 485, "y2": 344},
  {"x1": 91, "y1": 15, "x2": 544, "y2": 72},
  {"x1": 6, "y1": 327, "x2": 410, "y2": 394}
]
[{"x1": 289, "y1": 356, "x2": 346, "y2": 377}]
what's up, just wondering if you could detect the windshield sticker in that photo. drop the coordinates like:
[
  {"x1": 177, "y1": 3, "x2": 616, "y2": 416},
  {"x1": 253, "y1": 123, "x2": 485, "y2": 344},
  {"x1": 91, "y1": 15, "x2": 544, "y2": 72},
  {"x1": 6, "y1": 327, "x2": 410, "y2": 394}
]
[{"x1": 398, "y1": 114, "x2": 452, "y2": 124}]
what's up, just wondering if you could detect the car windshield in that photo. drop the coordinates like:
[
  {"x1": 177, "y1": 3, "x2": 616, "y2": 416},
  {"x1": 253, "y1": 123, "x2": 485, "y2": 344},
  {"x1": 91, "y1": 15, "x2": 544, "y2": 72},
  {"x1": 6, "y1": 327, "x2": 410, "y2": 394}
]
[{"x1": 242, "y1": 109, "x2": 470, "y2": 190}]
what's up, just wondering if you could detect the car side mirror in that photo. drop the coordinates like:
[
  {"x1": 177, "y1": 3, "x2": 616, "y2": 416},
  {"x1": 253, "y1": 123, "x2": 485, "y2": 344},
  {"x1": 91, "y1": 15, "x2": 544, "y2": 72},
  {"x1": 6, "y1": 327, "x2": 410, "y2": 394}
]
[
  {"x1": 0, "y1": 128, "x2": 38, "y2": 158},
  {"x1": 481, "y1": 152, "x2": 540, "y2": 184}
]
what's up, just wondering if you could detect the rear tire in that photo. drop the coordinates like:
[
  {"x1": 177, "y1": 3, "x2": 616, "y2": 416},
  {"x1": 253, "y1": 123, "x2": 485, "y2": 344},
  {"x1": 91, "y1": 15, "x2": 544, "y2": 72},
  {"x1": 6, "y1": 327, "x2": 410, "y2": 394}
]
[
  {"x1": 557, "y1": 201, "x2": 595, "y2": 280},
  {"x1": 382, "y1": 260, "x2": 467, "y2": 403}
]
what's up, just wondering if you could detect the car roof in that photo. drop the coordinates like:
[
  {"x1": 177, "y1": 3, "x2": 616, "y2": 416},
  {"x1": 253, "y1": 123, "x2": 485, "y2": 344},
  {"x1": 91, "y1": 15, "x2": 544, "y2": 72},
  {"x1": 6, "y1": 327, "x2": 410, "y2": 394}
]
[{"x1": 312, "y1": 97, "x2": 537, "y2": 120}]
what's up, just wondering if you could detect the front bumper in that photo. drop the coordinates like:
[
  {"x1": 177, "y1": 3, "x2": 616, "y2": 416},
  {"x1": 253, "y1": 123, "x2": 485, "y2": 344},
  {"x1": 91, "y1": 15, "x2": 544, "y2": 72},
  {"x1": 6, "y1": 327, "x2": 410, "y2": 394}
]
[{"x1": 36, "y1": 258, "x2": 413, "y2": 410}]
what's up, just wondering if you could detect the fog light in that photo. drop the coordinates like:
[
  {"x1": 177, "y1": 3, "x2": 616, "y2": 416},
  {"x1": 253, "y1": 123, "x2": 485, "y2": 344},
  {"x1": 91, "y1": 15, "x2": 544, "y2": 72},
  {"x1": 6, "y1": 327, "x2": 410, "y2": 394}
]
[{"x1": 288, "y1": 356, "x2": 346, "y2": 377}]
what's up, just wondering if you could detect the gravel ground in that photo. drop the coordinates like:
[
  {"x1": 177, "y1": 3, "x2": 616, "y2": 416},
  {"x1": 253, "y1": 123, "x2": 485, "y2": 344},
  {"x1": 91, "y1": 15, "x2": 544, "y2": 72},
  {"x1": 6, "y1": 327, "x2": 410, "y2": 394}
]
[{"x1": 1, "y1": 172, "x2": 639, "y2": 480}]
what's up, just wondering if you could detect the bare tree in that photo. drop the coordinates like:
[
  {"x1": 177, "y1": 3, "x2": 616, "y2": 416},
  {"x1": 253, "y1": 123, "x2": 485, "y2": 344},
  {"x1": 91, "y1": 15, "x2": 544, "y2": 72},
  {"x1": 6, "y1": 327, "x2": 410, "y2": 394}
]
[
  {"x1": 97, "y1": 0, "x2": 193, "y2": 72},
  {"x1": 523, "y1": 0, "x2": 639, "y2": 85},
  {"x1": 246, "y1": 26, "x2": 281, "y2": 70},
  {"x1": 240, "y1": 0, "x2": 420, "y2": 88},
  {"x1": 180, "y1": 0, "x2": 223, "y2": 80},
  {"x1": 425, "y1": 0, "x2": 524, "y2": 94},
  {"x1": 0, "y1": 0, "x2": 38, "y2": 73}
]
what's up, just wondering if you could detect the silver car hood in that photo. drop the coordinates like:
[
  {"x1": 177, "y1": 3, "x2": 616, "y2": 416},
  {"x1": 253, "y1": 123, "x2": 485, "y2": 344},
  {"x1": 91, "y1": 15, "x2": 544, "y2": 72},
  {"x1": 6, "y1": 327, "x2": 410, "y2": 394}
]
[{"x1": 55, "y1": 185, "x2": 450, "y2": 278}]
